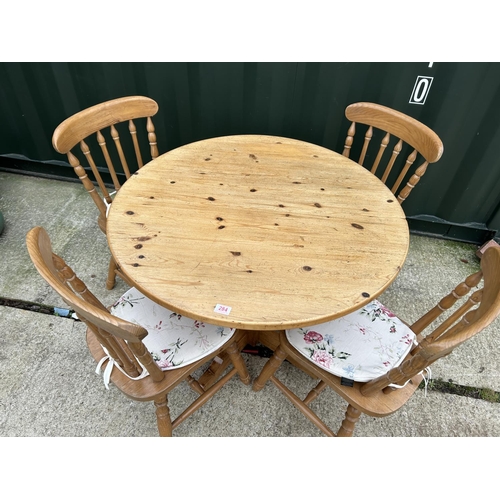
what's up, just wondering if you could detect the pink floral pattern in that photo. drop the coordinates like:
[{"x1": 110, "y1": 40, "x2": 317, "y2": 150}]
[
  {"x1": 111, "y1": 288, "x2": 235, "y2": 370},
  {"x1": 312, "y1": 350, "x2": 335, "y2": 369},
  {"x1": 304, "y1": 331, "x2": 323, "y2": 344},
  {"x1": 286, "y1": 300, "x2": 416, "y2": 382}
]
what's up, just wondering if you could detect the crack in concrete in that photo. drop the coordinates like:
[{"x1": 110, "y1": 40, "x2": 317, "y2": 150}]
[{"x1": 0, "y1": 296, "x2": 78, "y2": 320}]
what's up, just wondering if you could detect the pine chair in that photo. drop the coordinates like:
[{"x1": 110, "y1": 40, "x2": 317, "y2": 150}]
[
  {"x1": 342, "y1": 102, "x2": 444, "y2": 204},
  {"x1": 253, "y1": 246, "x2": 500, "y2": 437},
  {"x1": 26, "y1": 226, "x2": 251, "y2": 437},
  {"x1": 52, "y1": 96, "x2": 160, "y2": 290}
]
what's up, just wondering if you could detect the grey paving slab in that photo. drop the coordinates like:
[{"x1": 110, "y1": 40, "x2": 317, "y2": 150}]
[
  {"x1": 1, "y1": 171, "x2": 499, "y2": 437},
  {"x1": 0, "y1": 171, "x2": 128, "y2": 307}
]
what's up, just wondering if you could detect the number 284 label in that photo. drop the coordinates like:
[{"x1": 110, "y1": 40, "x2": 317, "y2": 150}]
[{"x1": 214, "y1": 304, "x2": 232, "y2": 315}]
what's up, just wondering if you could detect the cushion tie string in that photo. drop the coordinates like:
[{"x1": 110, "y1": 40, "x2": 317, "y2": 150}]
[
  {"x1": 104, "y1": 191, "x2": 117, "y2": 217},
  {"x1": 96, "y1": 345, "x2": 149, "y2": 390},
  {"x1": 387, "y1": 337, "x2": 432, "y2": 396},
  {"x1": 388, "y1": 366, "x2": 432, "y2": 396},
  {"x1": 421, "y1": 367, "x2": 432, "y2": 397}
]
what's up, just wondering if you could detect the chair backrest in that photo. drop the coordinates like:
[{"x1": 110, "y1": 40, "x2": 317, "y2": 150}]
[
  {"x1": 342, "y1": 102, "x2": 444, "y2": 204},
  {"x1": 52, "y1": 96, "x2": 159, "y2": 226},
  {"x1": 361, "y1": 246, "x2": 500, "y2": 396},
  {"x1": 26, "y1": 226, "x2": 164, "y2": 382}
]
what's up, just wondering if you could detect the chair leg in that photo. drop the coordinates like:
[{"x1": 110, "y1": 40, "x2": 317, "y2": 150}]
[
  {"x1": 198, "y1": 329, "x2": 249, "y2": 389},
  {"x1": 154, "y1": 394, "x2": 173, "y2": 437},
  {"x1": 253, "y1": 344, "x2": 287, "y2": 392},
  {"x1": 337, "y1": 404, "x2": 361, "y2": 437},
  {"x1": 303, "y1": 380, "x2": 327, "y2": 405},
  {"x1": 225, "y1": 341, "x2": 251, "y2": 385},
  {"x1": 198, "y1": 353, "x2": 229, "y2": 390},
  {"x1": 187, "y1": 375, "x2": 205, "y2": 395},
  {"x1": 106, "y1": 255, "x2": 117, "y2": 290}
]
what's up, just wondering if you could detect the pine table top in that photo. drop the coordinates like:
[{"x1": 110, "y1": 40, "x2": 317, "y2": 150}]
[{"x1": 107, "y1": 135, "x2": 409, "y2": 330}]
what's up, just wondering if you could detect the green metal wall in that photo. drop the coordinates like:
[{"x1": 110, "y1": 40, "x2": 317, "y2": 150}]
[{"x1": 1, "y1": 62, "x2": 499, "y2": 243}]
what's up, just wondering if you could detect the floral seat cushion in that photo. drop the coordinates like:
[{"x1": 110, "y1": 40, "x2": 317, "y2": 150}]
[
  {"x1": 286, "y1": 300, "x2": 416, "y2": 382},
  {"x1": 111, "y1": 288, "x2": 235, "y2": 370}
]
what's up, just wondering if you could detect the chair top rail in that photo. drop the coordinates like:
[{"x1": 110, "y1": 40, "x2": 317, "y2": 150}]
[
  {"x1": 345, "y1": 102, "x2": 444, "y2": 163},
  {"x1": 52, "y1": 96, "x2": 159, "y2": 154}
]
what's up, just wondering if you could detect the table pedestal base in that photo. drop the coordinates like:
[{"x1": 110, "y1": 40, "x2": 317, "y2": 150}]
[{"x1": 197, "y1": 330, "x2": 318, "y2": 389}]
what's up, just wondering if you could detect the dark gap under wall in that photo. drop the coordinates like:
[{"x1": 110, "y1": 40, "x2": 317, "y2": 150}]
[{"x1": 1, "y1": 156, "x2": 497, "y2": 246}]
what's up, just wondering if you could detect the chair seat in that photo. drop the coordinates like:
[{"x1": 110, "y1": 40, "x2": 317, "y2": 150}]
[
  {"x1": 286, "y1": 300, "x2": 415, "y2": 382},
  {"x1": 111, "y1": 288, "x2": 235, "y2": 370}
]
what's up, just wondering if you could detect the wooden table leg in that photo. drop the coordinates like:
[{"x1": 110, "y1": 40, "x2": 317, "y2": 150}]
[{"x1": 198, "y1": 329, "x2": 250, "y2": 389}]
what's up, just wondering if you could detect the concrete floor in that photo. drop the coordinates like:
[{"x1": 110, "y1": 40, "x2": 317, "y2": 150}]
[{"x1": 1, "y1": 170, "x2": 500, "y2": 437}]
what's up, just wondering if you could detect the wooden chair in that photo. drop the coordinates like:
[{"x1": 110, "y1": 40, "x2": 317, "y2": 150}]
[
  {"x1": 342, "y1": 102, "x2": 444, "y2": 204},
  {"x1": 26, "y1": 226, "x2": 251, "y2": 437},
  {"x1": 253, "y1": 246, "x2": 500, "y2": 436},
  {"x1": 52, "y1": 96, "x2": 160, "y2": 289}
]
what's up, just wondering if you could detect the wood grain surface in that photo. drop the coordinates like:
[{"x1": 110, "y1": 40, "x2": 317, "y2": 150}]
[{"x1": 106, "y1": 135, "x2": 409, "y2": 330}]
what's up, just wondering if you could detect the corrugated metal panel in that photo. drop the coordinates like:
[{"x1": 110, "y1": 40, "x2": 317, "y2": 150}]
[{"x1": 1, "y1": 62, "x2": 499, "y2": 240}]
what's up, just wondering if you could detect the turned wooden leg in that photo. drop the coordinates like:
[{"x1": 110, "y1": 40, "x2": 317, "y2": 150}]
[
  {"x1": 253, "y1": 344, "x2": 287, "y2": 392},
  {"x1": 106, "y1": 255, "x2": 117, "y2": 290},
  {"x1": 197, "y1": 354, "x2": 228, "y2": 390},
  {"x1": 303, "y1": 380, "x2": 327, "y2": 405},
  {"x1": 154, "y1": 395, "x2": 173, "y2": 437},
  {"x1": 187, "y1": 375, "x2": 205, "y2": 395},
  {"x1": 225, "y1": 341, "x2": 251, "y2": 385},
  {"x1": 337, "y1": 404, "x2": 361, "y2": 437}
]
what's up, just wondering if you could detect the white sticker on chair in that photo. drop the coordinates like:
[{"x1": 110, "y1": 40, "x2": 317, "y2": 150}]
[{"x1": 214, "y1": 304, "x2": 232, "y2": 315}]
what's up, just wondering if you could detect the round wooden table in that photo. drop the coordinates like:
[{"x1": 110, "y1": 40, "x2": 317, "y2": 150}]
[{"x1": 107, "y1": 135, "x2": 409, "y2": 335}]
